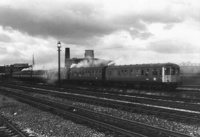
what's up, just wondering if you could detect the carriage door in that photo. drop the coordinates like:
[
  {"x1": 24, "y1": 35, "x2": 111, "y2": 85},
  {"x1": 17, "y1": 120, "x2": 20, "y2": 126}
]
[{"x1": 162, "y1": 67, "x2": 171, "y2": 82}]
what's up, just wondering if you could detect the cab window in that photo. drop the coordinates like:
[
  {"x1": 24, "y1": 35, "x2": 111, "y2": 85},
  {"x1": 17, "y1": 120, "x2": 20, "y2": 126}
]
[
  {"x1": 171, "y1": 67, "x2": 175, "y2": 75},
  {"x1": 176, "y1": 68, "x2": 180, "y2": 75}
]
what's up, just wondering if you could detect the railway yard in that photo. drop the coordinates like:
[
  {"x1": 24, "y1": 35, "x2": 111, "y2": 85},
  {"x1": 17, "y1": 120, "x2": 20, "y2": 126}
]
[{"x1": 0, "y1": 79, "x2": 199, "y2": 137}]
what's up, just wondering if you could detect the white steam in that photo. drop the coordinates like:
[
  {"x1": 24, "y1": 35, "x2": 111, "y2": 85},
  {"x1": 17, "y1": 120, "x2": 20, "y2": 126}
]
[{"x1": 70, "y1": 58, "x2": 114, "y2": 68}]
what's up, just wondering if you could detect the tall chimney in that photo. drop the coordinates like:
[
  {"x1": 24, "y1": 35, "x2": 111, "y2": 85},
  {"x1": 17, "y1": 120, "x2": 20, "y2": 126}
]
[{"x1": 65, "y1": 48, "x2": 70, "y2": 69}]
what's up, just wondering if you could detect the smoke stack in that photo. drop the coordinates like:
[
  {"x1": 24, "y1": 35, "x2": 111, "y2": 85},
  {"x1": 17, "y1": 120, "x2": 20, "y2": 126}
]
[
  {"x1": 85, "y1": 50, "x2": 94, "y2": 59},
  {"x1": 65, "y1": 48, "x2": 70, "y2": 69}
]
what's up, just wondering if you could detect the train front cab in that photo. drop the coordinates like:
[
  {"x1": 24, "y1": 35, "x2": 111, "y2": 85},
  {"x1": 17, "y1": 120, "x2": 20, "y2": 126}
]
[{"x1": 162, "y1": 65, "x2": 180, "y2": 87}]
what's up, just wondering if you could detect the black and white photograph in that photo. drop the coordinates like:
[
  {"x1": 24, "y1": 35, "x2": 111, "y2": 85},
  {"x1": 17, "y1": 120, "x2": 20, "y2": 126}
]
[{"x1": 0, "y1": 0, "x2": 200, "y2": 136}]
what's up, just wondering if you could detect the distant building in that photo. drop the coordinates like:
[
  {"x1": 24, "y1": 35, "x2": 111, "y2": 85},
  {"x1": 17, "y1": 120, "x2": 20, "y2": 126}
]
[{"x1": 4, "y1": 63, "x2": 30, "y2": 75}]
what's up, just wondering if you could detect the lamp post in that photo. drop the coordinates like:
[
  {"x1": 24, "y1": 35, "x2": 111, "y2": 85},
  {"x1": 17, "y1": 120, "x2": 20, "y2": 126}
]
[{"x1": 57, "y1": 41, "x2": 61, "y2": 87}]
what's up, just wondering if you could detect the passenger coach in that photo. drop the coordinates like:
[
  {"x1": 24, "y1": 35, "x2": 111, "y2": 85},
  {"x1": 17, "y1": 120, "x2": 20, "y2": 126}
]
[{"x1": 105, "y1": 63, "x2": 181, "y2": 89}]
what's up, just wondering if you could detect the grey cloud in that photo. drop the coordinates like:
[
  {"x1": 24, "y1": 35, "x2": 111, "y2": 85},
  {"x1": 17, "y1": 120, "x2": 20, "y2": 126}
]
[
  {"x1": 0, "y1": 47, "x2": 7, "y2": 55},
  {"x1": 0, "y1": 3, "x2": 188, "y2": 47},
  {"x1": 129, "y1": 29, "x2": 153, "y2": 40},
  {"x1": 163, "y1": 24, "x2": 174, "y2": 30},
  {"x1": 0, "y1": 33, "x2": 12, "y2": 43},
  {"x1": 114, "y1": 8, "x2": 184, "y2": 30},
  {"x1": 111, "y1": 9, "x2": 184, "y2": 40},
  {"x1": 140, "y1": 32, "x2": 154, "y2": 40},
  {"x1": 141, "y1": 12, "x2": 184, "y2": 24},
  {"x1": 0, "y1": 6, "x2": 115, "y2": 46},
  {"x1": 0, "y1": 50, "x2": 26, "y2": 65},
  {"x1": 148, "y1": 40, "x2": 199, "y2": 54}
]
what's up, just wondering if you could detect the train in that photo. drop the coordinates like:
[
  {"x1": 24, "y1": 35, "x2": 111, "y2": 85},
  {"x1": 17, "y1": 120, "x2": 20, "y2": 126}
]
[{"x1": 12, "y1": 63, "x2": 181, "y2": 90}]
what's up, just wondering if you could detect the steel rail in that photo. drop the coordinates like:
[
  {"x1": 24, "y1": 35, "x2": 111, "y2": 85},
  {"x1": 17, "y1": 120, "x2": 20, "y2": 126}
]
[
  {"x1": 0, "y1": 86, "x2": 191, "y2": 137},
  {"x1": 2, "y1": 84, "x2": 200, "y2": 123},
  {"x1": 0, "y1": 115, "x2": 30, "y2": 137}
]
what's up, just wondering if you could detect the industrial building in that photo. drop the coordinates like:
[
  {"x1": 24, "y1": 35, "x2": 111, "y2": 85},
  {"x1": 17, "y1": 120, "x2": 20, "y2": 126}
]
[
  {"x1": 64, "y1": 48, "x2": 113, "y2": 70},
  {"x1": 0, "y1": 63, "x2": 30, "y2": 76}
]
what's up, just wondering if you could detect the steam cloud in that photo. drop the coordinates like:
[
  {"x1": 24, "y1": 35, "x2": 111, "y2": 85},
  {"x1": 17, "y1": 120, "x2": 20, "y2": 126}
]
[{"x1": 70, "y1": 58, "x2": 115, "y2": 68}]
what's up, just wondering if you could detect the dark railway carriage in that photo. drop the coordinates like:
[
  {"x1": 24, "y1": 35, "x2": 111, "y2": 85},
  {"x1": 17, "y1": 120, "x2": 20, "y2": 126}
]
[
  {"x1": 69, "y1": 66, "x2": 106, "y2": 84},
  {"x1": 32, "y1": 70, "x2": 48, "y2": 80},
  {"x1": 12, "y1": 71, "x2": 22, "y2": 78},
  {"x1": 12, "y1": 63, "x2": 181, "y2": 90},
  {"x1": 13, "y1": 70, "x2": 48, "y2": 81},
  {"x1": 105, "y1": 63, "x2": 180, "y2": 89},
  {"x1": 21, "y1": 70, "x2": 32, "y2": 79}
]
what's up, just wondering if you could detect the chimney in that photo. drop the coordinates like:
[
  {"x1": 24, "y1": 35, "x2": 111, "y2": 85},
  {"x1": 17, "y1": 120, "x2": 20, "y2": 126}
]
[
  {"x1": 65, "y1": 48, "x2": 71, "y2": 69},
  {"x1": 85, "y1": 50, "x2": 94, "y2": 59}
]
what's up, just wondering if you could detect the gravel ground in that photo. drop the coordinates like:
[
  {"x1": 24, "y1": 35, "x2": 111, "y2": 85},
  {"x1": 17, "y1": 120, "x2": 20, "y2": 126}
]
[
  {"x1": 1, "y1": 89, "x2": 200, "y2": 137},
  {"x1": 0, "y1": 95, "x2": 108, "y2": 137},
  {"x1": 31, "y1": 92, "x2": 200, "y2": 137}
]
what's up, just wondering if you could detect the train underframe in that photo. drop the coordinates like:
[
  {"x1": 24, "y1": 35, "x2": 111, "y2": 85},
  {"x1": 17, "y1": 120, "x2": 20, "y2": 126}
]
[{"x1": 65, "y1": 79, "x2": 178, "y2": 91}]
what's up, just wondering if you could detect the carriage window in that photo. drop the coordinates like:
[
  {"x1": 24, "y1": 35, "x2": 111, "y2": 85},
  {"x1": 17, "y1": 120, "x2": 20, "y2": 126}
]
[
  {"x1": 109, "y1": 70, "x2": 112, "y2": 75},
  {"x1": 118, "y1": 70, "x2": 120, "y2": 75},
  {"x1": 146, "y1": 69, "x2": 149, "y2": 76},
  {"x1": 124, "y1": 70, "x2": 127, "y2": 75},
  {"x1": 136, "y1": 69, "x2": 140, "y2": 75},
  {"x1": 159, "y1": 69, "x2": 162, "y2": 75},
  {"x1": 99, "y1": 71, "x2": 101, "y2": 76},
  {"x1": 130, "y1": 70, "x2": 134, "y2": 76},
  {"x1": 152, "y1": 69, "x2": 158, "y2": 76},
  {"x1": 165, "y1": 67, "x2": 170, "y2": 75},
  {"x1": 141, "y1": 70, "x2": 144, "y2": 75}
]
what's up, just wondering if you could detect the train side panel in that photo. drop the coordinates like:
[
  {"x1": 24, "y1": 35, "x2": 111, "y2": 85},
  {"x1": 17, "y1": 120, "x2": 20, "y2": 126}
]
[
  {"x1": 105, "y1": 63, "x2": 180, "y2": 89},
  {"x1": 69, "y1": 67, "x2": 105, "y2": 82}
]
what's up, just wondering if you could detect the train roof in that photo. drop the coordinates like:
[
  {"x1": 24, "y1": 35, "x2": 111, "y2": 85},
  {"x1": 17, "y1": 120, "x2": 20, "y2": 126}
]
[
  {"x1": 107, "y1": 63, "x2": 179, "y2": 69},
  {"x1": 70, "y1": 66, "x2": 105, "y2": 71}
]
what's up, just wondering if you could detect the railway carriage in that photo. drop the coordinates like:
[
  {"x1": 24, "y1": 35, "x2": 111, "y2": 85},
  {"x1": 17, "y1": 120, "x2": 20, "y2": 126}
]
[
  {"x1": 105, "y1": 63, "x2": 180, "y2": 89},
  {"x1": 69, "y1": 66, "x2": 106, "y2": 84},
  {"x1": 12, "y1": 71, "x2": 22, "y2": 78},
  {"x1": 21, "y1": 70, "x2": 32, "y2": 78},
  {"x1": 12, "y1": 62, "x2": 181, "y2": 90},
  {"x1": 32, "y1": 70, "x2": 48, "y2": 80},
  {"x1": 13, "y1": 70, "x2": 48, "y2": 81}
]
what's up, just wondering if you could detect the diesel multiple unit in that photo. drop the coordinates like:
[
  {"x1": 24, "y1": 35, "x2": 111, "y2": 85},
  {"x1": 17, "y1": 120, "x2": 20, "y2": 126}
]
[{"x1": 12, "y1": 63, "x2": 181, "y2": 89}]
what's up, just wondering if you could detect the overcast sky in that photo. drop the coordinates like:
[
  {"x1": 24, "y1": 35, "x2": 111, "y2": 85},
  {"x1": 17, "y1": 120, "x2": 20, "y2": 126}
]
[{"x1": 0, "y1": 0, "x2": 199, "y2": 69}]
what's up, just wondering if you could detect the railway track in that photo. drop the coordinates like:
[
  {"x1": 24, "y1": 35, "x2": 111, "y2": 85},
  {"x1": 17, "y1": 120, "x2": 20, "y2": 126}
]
[
  {"x1": 2, "y1": 83, "x2": 200, "y2": 124},
  {"x1": 0, "y1": 115, "x2": 32, "y2": 137},
  {"x1": 0, "y1": 86, "x2": 190, "y2": 137}
]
